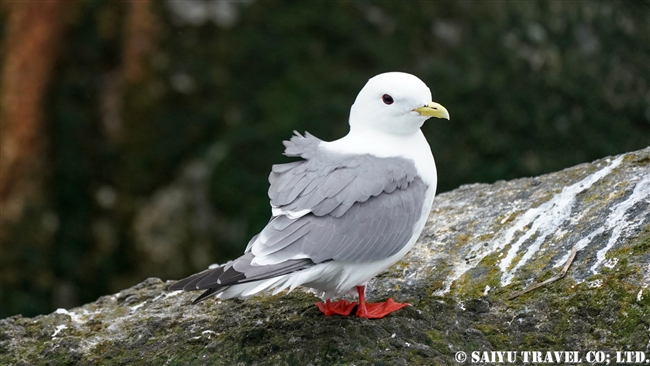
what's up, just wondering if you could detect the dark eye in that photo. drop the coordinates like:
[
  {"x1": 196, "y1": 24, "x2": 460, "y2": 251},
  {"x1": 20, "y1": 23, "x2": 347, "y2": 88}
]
[{"x1": 382, "y1": 94, "x2": 394, "y2": 105}]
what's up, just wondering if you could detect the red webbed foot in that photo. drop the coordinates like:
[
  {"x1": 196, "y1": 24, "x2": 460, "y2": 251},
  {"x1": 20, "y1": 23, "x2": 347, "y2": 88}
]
[
  {"x1": 316, "y1": 286, "x2": 410, "y2": 318},
  {"x1": 355, "y1": 298, "x2": 409, "y2": 319},
  {"x1": 316, "y1": 299, "x2": 357, "y2": 316}
]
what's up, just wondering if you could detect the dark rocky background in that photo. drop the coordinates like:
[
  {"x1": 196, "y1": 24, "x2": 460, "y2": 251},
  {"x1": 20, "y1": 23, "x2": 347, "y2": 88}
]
[{"x1": 1, "y1": 1, "x2": 649, "y2": 319}]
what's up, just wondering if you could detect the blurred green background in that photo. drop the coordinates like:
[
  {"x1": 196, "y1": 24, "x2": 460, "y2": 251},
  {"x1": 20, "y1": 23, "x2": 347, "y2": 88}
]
[{"x1": 1, "y1": 1, "x2": 648, "y2": 319}]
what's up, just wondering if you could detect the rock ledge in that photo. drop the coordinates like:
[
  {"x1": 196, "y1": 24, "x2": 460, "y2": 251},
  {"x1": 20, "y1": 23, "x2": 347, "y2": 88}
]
[{"x1": 1, "y1": 148, "x2": 649, "y2": 365}]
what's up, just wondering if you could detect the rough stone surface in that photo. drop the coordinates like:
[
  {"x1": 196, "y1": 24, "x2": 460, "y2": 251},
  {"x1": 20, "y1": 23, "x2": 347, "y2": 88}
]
[{"x1": 2, "y1": 148, "x2": 649, "y2": 365}]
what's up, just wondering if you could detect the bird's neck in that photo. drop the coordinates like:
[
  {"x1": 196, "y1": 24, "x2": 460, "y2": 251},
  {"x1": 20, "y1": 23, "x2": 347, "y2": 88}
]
[{"x1": 326, "y1": 127, "x2": 425, "y2": 157}]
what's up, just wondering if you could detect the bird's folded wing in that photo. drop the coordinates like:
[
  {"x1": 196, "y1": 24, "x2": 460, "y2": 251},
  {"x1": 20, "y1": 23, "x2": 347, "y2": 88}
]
[
  {"x1": 170, "y1": 132, "x2": 429, "y2": 293},
  {"x1": 251, "y1": 180, "x2": 426, "y2": 265},
  {"x1": 167, "y1": 253, "x2": 314, "y2": 292},
  {"x1": 268, "y1": 131, "x2": 419, "y2": 218},
  {"x1": 250, "y1": 131, "x2": 428, "y2": 265}
]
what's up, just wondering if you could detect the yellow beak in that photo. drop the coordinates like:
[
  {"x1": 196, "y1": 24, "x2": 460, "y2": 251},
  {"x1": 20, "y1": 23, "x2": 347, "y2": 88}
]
[{"x1": 413, "y1": 102, "x2": 450, "y2": 120}]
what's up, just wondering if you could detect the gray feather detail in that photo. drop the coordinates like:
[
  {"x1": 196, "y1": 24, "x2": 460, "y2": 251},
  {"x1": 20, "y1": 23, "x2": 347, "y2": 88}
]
[
  {"x1": 256, "y1": 177, "x2": 427, "y2": 264},
  {"x1": 256, "y1": 256, "x2": 311, "y2": 283},
  {"x1": 187, "y1": 252, "x2": 314, "y2": 291},
  {"x1": 269, "y1": 132, "x2": 422, "y2": 218},
  {"x1": 282, "y1": 131, "x2": 320, "y2": 159},
  {"x1": 209, "y1": 263, "x2": 245, "y2": 285},
  {"x1": 272, "y1": 215, "x2": 295, "y2": 231},
  {"x1": 263, "y1": 218, "x2": 310, "y2": 246},
  {"x1": 166, "y1": 267, "x2": 216, "y2": 291},
  {"x1": 271, "y1": 161, "x2": 301, "y2": 173},
  {"x1": 228, "y1": 130, "x2": 427, "y2": 278},
  {"x1": 183, "y1": 255, "x2": 314, "y2": 304},
  {"x1": 244, "y1": 233, "x2": 259, "y2": 253},
  {"x1": 299, "y1": 176, "x2": 322, "y2": 197},
  {"x1": 186, "y1": 267, "x2": 225, "y2": 289},
  {"x1": 285, "y1": 175, "x2": 312, "y2": 204},
  {"x1": 255, "y1": 221, "x2": 312, "y2": 256},
  {"x1": 330, "y1": 202, "x2": 353, "y2": 218},
  {"x1": 169, "y1": 131, "x2": 429, "y2": 299}
]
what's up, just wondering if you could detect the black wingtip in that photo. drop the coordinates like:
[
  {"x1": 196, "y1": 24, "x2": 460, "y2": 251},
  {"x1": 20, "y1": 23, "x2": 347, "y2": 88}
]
[
  {"x1": 166, "y1": 282, "x2": 184, "y2": 291},
  {"x1": 166, "y1": 276, "x2": 196, "y2": 291},
  {"x1": 191, "y1": 288, "x2": 221, "y2": 304},
  {"x1": 165, "y1": 266, "x2": 220, "y2": 292}
]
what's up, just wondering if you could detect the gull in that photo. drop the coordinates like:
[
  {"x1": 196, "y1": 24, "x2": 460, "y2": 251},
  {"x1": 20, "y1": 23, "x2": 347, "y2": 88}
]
[{"x1": 168, "y1": 72, "x2": 449, "y2": 318}]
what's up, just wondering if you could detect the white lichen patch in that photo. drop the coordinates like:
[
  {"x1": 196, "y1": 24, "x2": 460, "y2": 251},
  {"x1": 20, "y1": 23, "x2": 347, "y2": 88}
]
[
  {"x1": 52, "y1": 324, "x2": 68, "y2": 338},
  {"x1": 202, "y1": 330, "x2": 217, "y2": 335},
  {"x1": 152, "y1": 289, "x2": 183, "y2": 302},
  {"x1": 130, "y1": 302, "x2": 146, "y2": 311},
  {"x1": 602, "y1": 258, "x2": 619, "y2": 269},
  {"x1": 190, "y1": 330, "x2": 218, "y2": 340},
  {"x1": 498, "y1": 156, "x2": 624, "y2": 285},
  {"x1": 40, "y1": 279, "x2": 199, "y2": 354},
  {"x1": 553, "y1": 227, "x2": 604, "y2": 267},
  {"x1": 638, "y1": 266, "x2": 650, "y2": 303},
  {"x1": 55, "y1": 308, "x2": 97, "y2": 324},
  {"x1": 589, "y1": 174, "x2": 650, "y2": 274},
  {"x1": 587, "y1": 279, "x2": 603, "y2": 288},
  {"x1": 428, "y1": 152, "x2": 650, "y2": 296},
  {"x1": 553, "y1": 228, "x2": 568, "y2": 240},
  {"x1": 553, "y1": 173, "x2": 650, "y2": 275}
]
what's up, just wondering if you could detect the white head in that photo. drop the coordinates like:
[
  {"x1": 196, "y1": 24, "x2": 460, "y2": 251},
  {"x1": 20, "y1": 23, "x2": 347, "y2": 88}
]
[{"x1": 349, "y1": 72, "x2": 449, "y2": 136}]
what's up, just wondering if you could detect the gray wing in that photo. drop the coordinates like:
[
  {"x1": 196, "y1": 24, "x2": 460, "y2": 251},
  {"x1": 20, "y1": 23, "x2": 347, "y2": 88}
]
[
  {"x1": 253, "y1": 131, "x2": 428, "y2": 263},
  {"x1": 252, "y1": 178, "x2": 427, "y2": 264},
  {"x1": 268, "y1": 132, "x2": 419, "y2": 218},
  {"x1": 168, "y1": 131, "x2": 429, "y2": 300},
  {"x1": 166, "y1": 252, "x2": 314, "y2": 303}
]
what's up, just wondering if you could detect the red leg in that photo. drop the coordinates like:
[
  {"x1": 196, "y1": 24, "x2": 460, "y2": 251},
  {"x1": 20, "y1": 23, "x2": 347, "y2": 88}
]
[
  {"x1": 316, "y1": 299, "x2": 357, "y2": 316},
  {"x1": 355, "y1": 285, "x2": 409, "y2": 319}
]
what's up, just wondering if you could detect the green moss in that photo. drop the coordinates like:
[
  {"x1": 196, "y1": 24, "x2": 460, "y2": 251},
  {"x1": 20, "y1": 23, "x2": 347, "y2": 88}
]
[
  {"x1": 422, "y1": 260, "x2": 455, "y2": 294},
  {"x1": 628, "y1": 224, "x2": 650, "y2": 256},
  {"x1": 504, "y1": 239, "x2": 647, "y2": 350},
  {"x1": 426, "y1": 329, "x2": 449, "y2": 354},
  {"x1": 581, "y1": 192, "x2": 601, "y2": 203},
  {"x1": 455, "y1": 233, "x2": 472, "y2": 247},
  {"x1": 3, "y1": 167, "x2": 649, "y2": 365},
  {"x1": 450, "y1": 251, "x2": 505, "y2": 298},
  {"x1": 624, "y1": 152, "x2": 650, "y2": 166},
  {"x1": 3, "y1": 245, "x2": 649, "y2": 365},
  {"x1": 530, "y1": 193, "x2": 556, "y2": 208},
  {"x1": 495, "y1": 212, "x2": 518, "y2": 226},
  {"x1": 442, "y1": 215, "x2": 650, "y2": 354}
]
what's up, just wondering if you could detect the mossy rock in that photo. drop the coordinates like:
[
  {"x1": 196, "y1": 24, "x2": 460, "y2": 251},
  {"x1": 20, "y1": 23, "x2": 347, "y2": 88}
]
[{"x1": 1, "y1": 148, "x2": 649, "y2": 365}]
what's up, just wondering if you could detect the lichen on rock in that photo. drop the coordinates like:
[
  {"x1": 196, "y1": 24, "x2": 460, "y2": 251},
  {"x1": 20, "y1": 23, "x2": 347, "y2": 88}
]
[{"x1": 1, "y1": 148, "x2": 649, "y2": 365}]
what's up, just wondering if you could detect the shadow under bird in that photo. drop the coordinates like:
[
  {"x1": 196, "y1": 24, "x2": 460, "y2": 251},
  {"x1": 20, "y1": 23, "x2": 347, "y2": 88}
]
[{"x1": 167, "y1": 72, "x2": 450, "y2": 318}]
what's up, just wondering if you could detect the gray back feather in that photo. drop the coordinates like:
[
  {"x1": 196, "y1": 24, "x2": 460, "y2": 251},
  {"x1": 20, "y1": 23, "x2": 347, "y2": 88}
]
[
  {"x1": 257, "y1": 178, "x2": 426, "y2": 263},
  {"x1": 269, "y1": 131, "x2": 420, "y2": 218},
  {"x1": 258, "y1": 131, "x2": 428, "y2": 263},
  {"x1": 170, "y1": 131, "x2": 430, "y2": 297}
]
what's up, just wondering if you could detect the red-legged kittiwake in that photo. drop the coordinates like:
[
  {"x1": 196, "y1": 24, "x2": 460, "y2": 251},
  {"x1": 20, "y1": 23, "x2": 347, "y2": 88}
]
[{"x1": 167, "y1": 72, "x2": 450, "y2": 318}]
